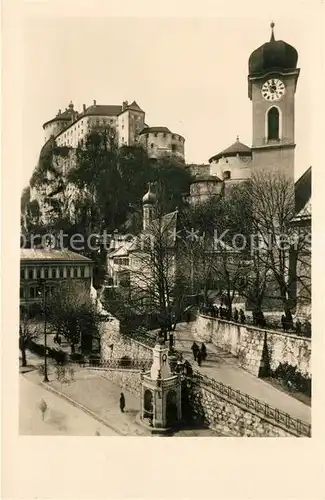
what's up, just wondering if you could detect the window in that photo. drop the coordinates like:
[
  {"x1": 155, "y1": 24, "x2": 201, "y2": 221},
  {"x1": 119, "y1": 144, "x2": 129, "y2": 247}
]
[
  {"x1": 171, "y1": 144, "x2": 177, "y2": 152},
  {"x1": 20, "y1": 269, "x2": 25, "y2": 280},
  {"x1": 122, "y1": 125, "x2": 124, "y2": 129},
  {"x1": 37, "y1": 269, "x2": 41, "y2": 279},
  {"x1": 151, "y1": 143, "x2": 154, "y2": 148},
  {"x1": 267, "y1": 107, "x2": 280, "y2": 141},
  {"x1": 44, "y1": 269, "x2": 49, "y2": 279},
  {"x1": 80, "y1": 267, "x2": 85, "y2": 278},
  {"x1": 20, "y1": 287, "x2": 24, "y2": 298},
  {"x1": 223, "y1": 170, "x2": 231, "y2": 180},
  {"x1": 59, "y1": 268, "x2": 64, "y2": 278},
  {"x1": 154, "y1": 133, "x2": 158, "y2": 137},
  {"x1": 67, "y1": 268, "x2": 71, "y2": 278},
  {"x1": 163, "y1": 133, "x2": 166, "y2": 138},
  {"x1": 73, "y1": 267, "x2": 78, "y2": 278},
  {"x1": 28, "y1": 269, "x2": 34, "y2": 280},
  {"x1": 29, "y1": 287, "x2": 37, "y2": 299}
]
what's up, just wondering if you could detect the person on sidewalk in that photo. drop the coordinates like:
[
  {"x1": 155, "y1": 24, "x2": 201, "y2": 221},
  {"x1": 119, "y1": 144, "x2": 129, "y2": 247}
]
[
  {"x1": 281, "y1": 314, "x2": 287, "y2": 332},
  {"x1": 119, "y1": 393, "x2": 125, "y2": 413},
  {"x1": 239, "y1": 309, "x2": 246, "y2": 324},
  {"x1": 200, "y1": 343, "x2": 207, "y2": 362},
  {"x1": 295, "y1": 319, "x2": 302, "y2": 335},
  {"x1": 197, "y1": 349, "x2": 202, "y2": 367},
  {"x1": 183, "y1": 360, "x2": 193, "y2": 376},
  {"x1": 191, "y1": 341, "x2": 199, "y2": 361},
  {"x1": 233, "y1": 308, "x2": 239, "y2": 322}
]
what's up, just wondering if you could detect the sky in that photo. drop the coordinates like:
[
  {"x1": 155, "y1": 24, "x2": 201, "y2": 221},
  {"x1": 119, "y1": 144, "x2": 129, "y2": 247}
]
[{"x1": 22, "y1": 10, "x2": 321, "y2": 188}]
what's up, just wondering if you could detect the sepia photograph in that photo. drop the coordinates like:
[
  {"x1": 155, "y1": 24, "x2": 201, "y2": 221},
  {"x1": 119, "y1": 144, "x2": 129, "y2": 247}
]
[{"x1": 17, "y1": 13, "x2": 313, "y2": 441}]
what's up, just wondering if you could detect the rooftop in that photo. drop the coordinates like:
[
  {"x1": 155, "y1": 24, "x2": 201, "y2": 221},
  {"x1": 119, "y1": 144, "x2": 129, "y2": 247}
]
[
  {"x1": 295, "y1": 166, "x2": 311, "y2": 214},
  {"x1": 20, "y1": 249, "x2": 93, "y2": 263},
  {"x1": 209, "y1": 137, "x2": 252, "y2": 163},
  {"x1": 191, "y1": 174, "x2": 222, "y2": 183},
  {"x1": 139, "y1": 126, "x2": 172, "y2": 135},
  {"x1": 82, "y1": 104, "x2": 122, "y2": 117}
]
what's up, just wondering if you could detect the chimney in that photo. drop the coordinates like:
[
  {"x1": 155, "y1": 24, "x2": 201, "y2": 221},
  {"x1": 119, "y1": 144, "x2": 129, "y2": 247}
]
[
  {"x1": 93, "y1": 99, "x2": 97, "y2": 106},
  {"x1": 58, "y1": 109, "x2": 61, "y2": 115},
  {"x1": 83, "y1": 104, "x2": 86, "y2": 112},
  {"x1": 122, "y1": 100, "x2": 128, "y2": 111}
]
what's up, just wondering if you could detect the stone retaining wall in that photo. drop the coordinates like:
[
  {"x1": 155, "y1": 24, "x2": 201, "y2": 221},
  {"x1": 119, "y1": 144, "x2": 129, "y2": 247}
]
[
  {"x1": 100, "y1": 318, "x2": 152, "y2": 362},
  {"x1": 187, "y1": 383, "x2": 295, "y2": 437},
  {"x1": 193, "y1": 315, "x2": 311, "y2": 378},
  {"x1": 88, "y1": 368, "x2": 142, "y2": 397}
]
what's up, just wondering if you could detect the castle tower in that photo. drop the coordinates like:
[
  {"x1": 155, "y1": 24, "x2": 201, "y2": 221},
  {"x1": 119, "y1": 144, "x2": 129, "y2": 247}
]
[
  {"x1": 142, "y1": 183, "x2": 156, "y2": 231},
  {"x1": 248, "y1": 22, "x2": 300, "y2": 179}
]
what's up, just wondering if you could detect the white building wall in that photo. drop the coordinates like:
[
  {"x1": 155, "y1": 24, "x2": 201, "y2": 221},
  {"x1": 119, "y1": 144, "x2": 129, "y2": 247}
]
[{"x1": 210, "y1": 155, "x2": 252, "y2": 181}]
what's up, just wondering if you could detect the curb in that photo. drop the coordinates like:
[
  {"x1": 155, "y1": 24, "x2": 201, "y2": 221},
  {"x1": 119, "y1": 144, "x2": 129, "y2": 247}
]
[{"x1": 40, "y1": 382, "x2": 126, "y2": 436}]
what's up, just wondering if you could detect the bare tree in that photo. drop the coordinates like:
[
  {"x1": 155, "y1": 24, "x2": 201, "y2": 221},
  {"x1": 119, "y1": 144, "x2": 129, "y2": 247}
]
[
  {"x1": 48, "y1": 282, "x2": 100, "y2": 354},
  {"x1": 127, "y1": 209, "x2": 185, "y2": 339},
  {"x1": 19, "y1": 316, "x2": 40, "y2": 367},
  {"x1": 179, "y1": 187, "x2": 252, "y2": 316},
  {"x1": 241, "y1": 171, "x2": 310, "y2": 320}
]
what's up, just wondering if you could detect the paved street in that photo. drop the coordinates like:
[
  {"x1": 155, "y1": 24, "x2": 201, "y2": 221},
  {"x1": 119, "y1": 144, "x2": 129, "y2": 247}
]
[
  {"x1": 22, "y1": 367, "x2": 221, "y2": 437},
  {"x1": 20, "y1": 374, "x2": 119, "y2": 436},
  {"x1": 173, "y1": 323, "x2": 311, "y2": 424}
]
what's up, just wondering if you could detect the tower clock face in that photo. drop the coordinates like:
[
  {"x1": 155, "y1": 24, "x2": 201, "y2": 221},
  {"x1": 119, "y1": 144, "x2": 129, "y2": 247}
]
[{"x1": 261, "y1": 78, "x2": 286, "y2": 101}]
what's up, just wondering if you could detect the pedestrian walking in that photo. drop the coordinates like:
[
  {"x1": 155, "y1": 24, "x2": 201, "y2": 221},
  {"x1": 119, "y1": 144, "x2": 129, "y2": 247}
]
[
  {"x1": 169, "y1": 332, "x2": 174, "y2": 350},
  {"x1": 119, "y1": 392, "x2": 125, "y2": 413},
  {"x1": 295, "y1": 319, "x2": 302, "y2": 334},
  {"x1": 200, "y1": 343, "x2": 207, "y2": 362},
  {"x1": 191, "y1": 341, "x2": 199, "y2": 361},
  {"x1": 304, "y1": 320, "x2": 311, "y2": 337},
  {"x1": 239, "y1": 309, "x2": 246, "y2": 324},
  {"x1": 216, "y1": 307, "x2": 219, "y2": 318},
  {"x1": 233, "y1": 308, "x2": 239, "y2": 322},
  {"x1": 281, "y1": 314, "x2": 287, "y2": 332},
  {"x1": 197, "y1": 349, "x2": 202, "y2": 367}
]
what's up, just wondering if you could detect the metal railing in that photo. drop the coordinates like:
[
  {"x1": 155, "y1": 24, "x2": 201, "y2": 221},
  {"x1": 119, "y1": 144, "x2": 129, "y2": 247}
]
[{"x1": 189, "y1": 370, "x2": 311, "y2": 437}]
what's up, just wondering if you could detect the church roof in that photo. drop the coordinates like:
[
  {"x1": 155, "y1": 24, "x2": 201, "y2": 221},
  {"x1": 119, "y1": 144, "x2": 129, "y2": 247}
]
[
  {"x1": 128, "y1": 210, "x2": 179, "y2": 253},
  {"x1": 209, "y1": 137, "x2": 252, "y2": 163},
  {"x1": 248, "y1": 23, "x2": 298, "y2": 76}
]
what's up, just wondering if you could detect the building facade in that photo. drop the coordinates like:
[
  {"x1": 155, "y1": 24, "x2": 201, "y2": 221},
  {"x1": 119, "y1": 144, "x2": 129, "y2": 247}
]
[
  {"x1": 138, "y1": 126, "x2": 185, "y2": 162},
  {"x1": 20, "y1": 249, "x2": 93, "y2": 313},
  {"x1": 43, "y1": 100, "x2": 184, "y2": 159}
]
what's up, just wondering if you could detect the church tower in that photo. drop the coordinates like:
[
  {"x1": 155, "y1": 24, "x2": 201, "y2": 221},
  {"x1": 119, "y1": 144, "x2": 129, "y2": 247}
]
[{"x1": 248, "y1": 23, "x2": 300, "y2": 179}]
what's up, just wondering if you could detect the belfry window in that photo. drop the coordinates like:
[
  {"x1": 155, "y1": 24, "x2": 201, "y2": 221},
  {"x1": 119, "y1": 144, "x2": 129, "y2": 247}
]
[{"x1": 267, "y1": 107, "x2": 280, "y2": 141}]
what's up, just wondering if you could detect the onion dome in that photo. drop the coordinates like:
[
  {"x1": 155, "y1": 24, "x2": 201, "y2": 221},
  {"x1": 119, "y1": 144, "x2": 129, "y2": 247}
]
[
  {"x1": 209, "y1": 136, "x2": 251, "y2": 163},
  {"x1": 142, "y1": 183, "x2": 156, "y2": 204},
  {"x1": 249, "y1": 22, "x2": 298, "y2": 76}
]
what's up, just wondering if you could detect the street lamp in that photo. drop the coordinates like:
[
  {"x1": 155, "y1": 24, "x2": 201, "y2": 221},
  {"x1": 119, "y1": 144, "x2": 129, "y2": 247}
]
[{"x1": 38, "y1": 278, "x2": 49, "y2": 382}]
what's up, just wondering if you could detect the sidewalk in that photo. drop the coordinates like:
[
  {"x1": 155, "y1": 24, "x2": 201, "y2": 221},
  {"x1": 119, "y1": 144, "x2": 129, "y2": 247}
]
[
  {"x1": 24, "y1": 369, "x2": 221, "y2": 437},
  {"x1": 20, "y1": 374, "x2": 118, "y2": 436},
  {"x1": 173, "y1": 323, "x2": 311, "y2": 424}
]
